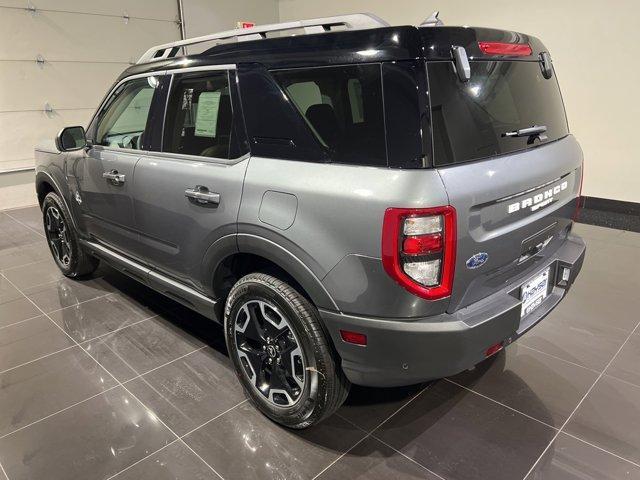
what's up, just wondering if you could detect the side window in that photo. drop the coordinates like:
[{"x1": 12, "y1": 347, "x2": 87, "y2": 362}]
[
  {"x1": 272, "y1": 64, "x2": 387, "y2": 167},
  {"x1": 95, "y1": 76, "x2": 158, "y2": 150},
  {"x1": 163, "y1": 72, "x2": 234, "y2": 159}
]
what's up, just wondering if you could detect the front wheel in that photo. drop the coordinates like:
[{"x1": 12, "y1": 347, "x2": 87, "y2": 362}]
[
  {"x1": 224, "y1": 273, "x2": 349, "y2": 429},
  {"x1": 42, "y1": 192, "x2": 99, "y2": 278}
]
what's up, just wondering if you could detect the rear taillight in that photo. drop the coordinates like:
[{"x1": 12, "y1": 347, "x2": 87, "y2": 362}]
[
  {"x1": 478, "y1": 41, "x2": 532, "y2": 56},
  {"x1": 382, "y1": 206, "x2": 456, "y2": 300}
]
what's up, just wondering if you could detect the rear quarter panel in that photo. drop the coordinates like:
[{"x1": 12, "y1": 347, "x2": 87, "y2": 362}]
[{"x1": 238, "y1": 157, "x2": 451, "y2": 317}]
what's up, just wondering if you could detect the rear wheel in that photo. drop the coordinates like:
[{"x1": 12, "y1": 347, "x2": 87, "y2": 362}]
[
  {"x1": 42, "y1": 192, "x2": 99, "y2": 277},
  {"x1": 224, "y1": 273, "x2": 349, "y2": 428}
]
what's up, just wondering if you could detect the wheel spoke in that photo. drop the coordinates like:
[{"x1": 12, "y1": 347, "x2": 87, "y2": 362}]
[
  {"x1": 234, "y1": 299, "x2": 306, "y2": 407},
  {"x1": 44, "y1": 205, "x2": 73, "y2": 268}
]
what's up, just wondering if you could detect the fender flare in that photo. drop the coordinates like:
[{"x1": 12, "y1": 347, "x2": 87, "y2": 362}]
[
  {"x1": 35, "y1": 170, "x2": 79, "y2": 231},
  {"x1": 207, "y1": 233, "x2": 339, "y2": 311}
]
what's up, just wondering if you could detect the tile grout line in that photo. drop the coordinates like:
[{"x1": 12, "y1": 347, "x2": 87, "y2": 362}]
[
  {"x1": 371, "y1": 434, "x2": 447, "y2": 480},
  {"x1": 0, "y1": 313, "x2": 46, "y2": 331},
  {"x1": 0, "y1": 385, "x2": 120, "y2": 440},
  {"x1": 2, "y1": 212, "x2": 45, "y2": 239},
  {"x1": 0, "y1": 313, "x2": 154, "y2": 376},
  {"x1": 0, "y1": 255, "x2": 51, "y2": 274},
  {"x1": 335, "y1": 412, "x2": 447, "y2": 480},
  {"x1": 0, "y1": 291, "x2": 117, "y2": 332},
  {"x1": 46, "y1": 291, "x2": 116, "y2": 315},
  {"x1": 105, "y1": 400, "x2": 248, "y2": 480},
  {"x1": 312, "y1": 383, "x2": 433, "y2": 480},
  {"x1": 21, "y1": 277, "x2": 229, "y2": 480},
  {"x1": 121, "y1": 345, "x2": 207, "y2": 383},
  {"x1": 0, "y1": 204, "x2": 39, "y2": 213},
  {"x1": 516, "y1": 343, "x2": 605, "y2": 374},
  {"x1": 522, "y1": 319, "x2": 640, "y2": 479},
  {"x1": 1, "y1": 270, "x2": 226, "y2": 479},
  {"x1": 77, "y1": 342, "x2": 227, "y2": 480},
  {"x1": 0, "y1": 275, "x2": 66, "y2": 292},
  {"x1": 562, "y1": 431, "x2": 640, "y2": 469},
  {"x1": 601, "y1": 371, "x2": 640, "y2": 391},
  {"x1": 0, "y1": 343, "x2": 204, "y2": 440},
  {"x1": 443, "y1": 378, "x2": 560, "y2": 431}
]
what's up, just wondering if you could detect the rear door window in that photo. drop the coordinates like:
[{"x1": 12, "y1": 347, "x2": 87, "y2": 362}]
[
  {"x1": 163, "y1": 71, "x2": 235, "y2": 159},
  {"x1": 428, "y1": 61, "x2": 569, "y2": 166},
  {"x1": 272, "y1": 64, "x2": 387, "y2": 167}
]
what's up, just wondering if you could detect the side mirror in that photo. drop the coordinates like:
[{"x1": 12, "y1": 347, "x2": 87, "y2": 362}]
[{"x1": 55, "y1": 126, "x2": 87, "y2": 152}]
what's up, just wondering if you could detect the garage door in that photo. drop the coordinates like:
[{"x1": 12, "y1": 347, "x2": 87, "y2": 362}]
[{"x1": 0, "y1": 0, "x2": 181, "y2": 173}]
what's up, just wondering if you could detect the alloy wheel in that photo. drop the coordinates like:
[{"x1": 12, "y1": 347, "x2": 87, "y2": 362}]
[
  {"x1": 45, "y1": 206, "x2": 71, "y2": 267},
  {"x1": 234, "y1": 300, "x2": 306, "y2": 407}
]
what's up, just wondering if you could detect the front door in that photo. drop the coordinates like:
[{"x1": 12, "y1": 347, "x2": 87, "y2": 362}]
[
  {"x1": 132, "y1": 68, "x2": 249, "y2": 289},
  {"x1": 77, "y1": 74, "x2": 163, "y2": 253}
]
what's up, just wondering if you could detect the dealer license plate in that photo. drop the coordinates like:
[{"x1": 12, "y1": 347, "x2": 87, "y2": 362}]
[{"x1": 520, "y1": 267, "x2": 550, "y2": 318}]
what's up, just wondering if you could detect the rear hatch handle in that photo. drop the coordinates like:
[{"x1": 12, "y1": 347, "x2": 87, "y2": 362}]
[{"x1": 502, "y1": 125, "x2": 548, "y2": 144}]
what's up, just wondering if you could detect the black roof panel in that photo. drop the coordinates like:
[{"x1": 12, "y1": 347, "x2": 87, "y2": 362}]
[{"x1": 118, "y1": 25, "x2": 548, "y2": 80}]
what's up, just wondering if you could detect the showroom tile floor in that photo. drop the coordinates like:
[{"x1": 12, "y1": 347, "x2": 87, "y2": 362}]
[{"x1": 0, "y1": 205, "x2": 639, "y2": 480}]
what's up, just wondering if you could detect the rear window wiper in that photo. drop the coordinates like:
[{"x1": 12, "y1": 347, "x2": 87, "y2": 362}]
[{"x1": 502, "y1": 125, "x2": 548, "y2": 144}]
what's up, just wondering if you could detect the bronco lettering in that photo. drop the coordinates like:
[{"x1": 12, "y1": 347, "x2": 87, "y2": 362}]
[{"x1": 508, "y1": 181, "x2": 568, "y2": 214}]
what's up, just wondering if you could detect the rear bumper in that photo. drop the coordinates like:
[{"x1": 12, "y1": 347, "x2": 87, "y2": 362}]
[{"x1": 319, "y1": 233, "x2": 586, "y2": 387}]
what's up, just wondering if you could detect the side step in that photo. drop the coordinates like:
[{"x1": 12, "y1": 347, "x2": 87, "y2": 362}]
[{"x1": 82, "y1": 240, "x2": 218, "y2": 321}]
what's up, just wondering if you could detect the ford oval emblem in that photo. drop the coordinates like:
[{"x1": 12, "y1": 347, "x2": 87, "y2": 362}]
[{"x1": 466, "y1": 252, "x2": 489, "y2": 269}]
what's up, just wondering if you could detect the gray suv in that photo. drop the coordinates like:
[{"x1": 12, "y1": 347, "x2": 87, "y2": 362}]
[{"x1": 35, "y1": 13, "x2": 586, "y2": 428}]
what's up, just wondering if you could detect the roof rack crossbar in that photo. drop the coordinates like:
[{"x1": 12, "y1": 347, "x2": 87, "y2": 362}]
[{"x1": 137, "y1": 13, "x2": 390, "y2": 64}]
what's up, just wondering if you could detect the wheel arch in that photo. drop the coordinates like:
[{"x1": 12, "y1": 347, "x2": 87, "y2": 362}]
[
  {"x1": 208, "y1": 234, "x2": 339, "y2": 316},
  {"x1": 35, "y1": 170, "x2": 80, "y2": 231},
  {"x1": 35, "y1": 172, "x2": 56, "y2": 207}
]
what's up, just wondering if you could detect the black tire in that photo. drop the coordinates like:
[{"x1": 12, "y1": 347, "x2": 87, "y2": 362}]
[
  {"x1": 224, "y1": 273, "x2": 350, "y2": 429},
  {"x1": 42, "y1": 192, "x2": 99, "y2": 278}
]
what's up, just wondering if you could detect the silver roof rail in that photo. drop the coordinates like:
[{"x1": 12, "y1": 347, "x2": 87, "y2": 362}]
[
  {"x1": 420, "y1": 11, "x2": 444, "y2": 27},
  {"x1": 137, "y1": 13, "x2": 390, "y2": 64}
]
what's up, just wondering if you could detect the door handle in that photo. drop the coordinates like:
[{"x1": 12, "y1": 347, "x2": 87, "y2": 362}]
[
  {"x1": 185, "y1": 186, "x2": 220, "y2": 205},
  {"x1": 102, "y1": 170, "x2": 125, "y2": 185}
]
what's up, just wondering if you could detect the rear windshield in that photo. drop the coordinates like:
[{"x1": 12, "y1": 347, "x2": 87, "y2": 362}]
[{"x1": 428, "y1": 61, "x2": 569, "y2": 166}]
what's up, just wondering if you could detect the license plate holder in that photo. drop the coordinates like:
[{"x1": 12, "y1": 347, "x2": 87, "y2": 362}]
[{"x1": 520, "y1": 267, "x2": 551, "y2": 318}]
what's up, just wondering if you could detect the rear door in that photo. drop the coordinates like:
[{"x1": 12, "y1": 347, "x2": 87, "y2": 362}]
[
  {"x1": 427, "y1": 59, "x2": 583, "y2": 311},
  {"x1": 131, "y1": 66, "x2": 249, "y2": 290}
]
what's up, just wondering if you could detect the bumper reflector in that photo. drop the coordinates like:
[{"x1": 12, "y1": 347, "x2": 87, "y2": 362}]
[
  {"x1": 485, "y1": 342, "x2": 503, "y2": 358},
  {"x1": 340, "y1": 330, "x2": 367, "y2": 346}
]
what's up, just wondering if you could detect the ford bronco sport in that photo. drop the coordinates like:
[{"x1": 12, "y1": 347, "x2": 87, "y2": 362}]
[{"x1": 35, "y1": 12, "x2": 585, "y2": 428}]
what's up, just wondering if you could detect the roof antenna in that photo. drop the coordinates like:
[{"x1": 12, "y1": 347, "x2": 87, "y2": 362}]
[{"x1": 421, "y1": 11, "x2": 444, "y2": 27}]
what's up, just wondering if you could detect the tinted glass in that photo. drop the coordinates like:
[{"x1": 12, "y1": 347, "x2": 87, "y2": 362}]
[
  {"x1": 429, "y1": 61, "x2": 569, "y2": 166},
  {"x1": 272, "y1": 64, "x2": 387, "y2": 166},
  {"x1": 163, "y1": 72, "x2": 233, "y2": 159},
  {"x1": 95, "y1": 77, "x2": 158, "y2": 150}
]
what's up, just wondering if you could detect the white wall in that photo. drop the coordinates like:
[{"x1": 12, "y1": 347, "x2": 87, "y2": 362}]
[
  {"x1": 279, "y1": 0, "x2": 639, "y2": 204},
  {"x1": 0, "y1": 0, "x2": 278, "y2": 209},
  {"x1": 0, "y1": 0, "x2": 181, "y2": 207},
  {"x1": 183, "y1": 0, "x2": 278, "y2": 40}
]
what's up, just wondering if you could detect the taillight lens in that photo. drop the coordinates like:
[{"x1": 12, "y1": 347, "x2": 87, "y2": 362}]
[
  {"x1": 478, "y1": 41, "x2": 532, "y2": 56},
  {"x1": 382, "y1": 206, "x2": 456, "y2": 300}
]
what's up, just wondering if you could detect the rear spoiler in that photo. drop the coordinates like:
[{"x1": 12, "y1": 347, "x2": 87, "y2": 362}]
[{"x1": 419, "y1": 26, "x2": 549, "y2": 62}]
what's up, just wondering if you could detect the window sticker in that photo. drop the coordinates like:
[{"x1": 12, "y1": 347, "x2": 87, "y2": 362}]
[{"x1": 194, "y1": 91, "x2": 221, "y2": 137}]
